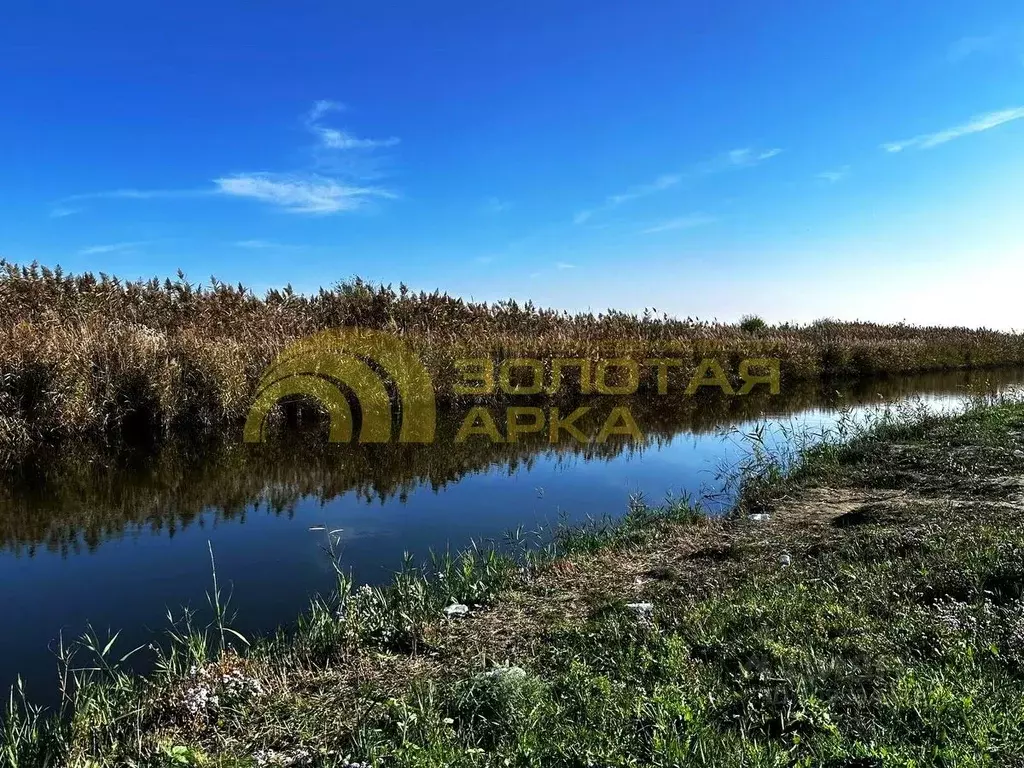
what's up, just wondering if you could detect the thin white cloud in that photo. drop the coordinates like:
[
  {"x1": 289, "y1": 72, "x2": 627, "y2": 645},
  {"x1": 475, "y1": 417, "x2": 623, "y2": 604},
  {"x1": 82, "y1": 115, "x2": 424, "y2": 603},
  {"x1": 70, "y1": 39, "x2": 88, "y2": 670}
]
[
  {"x1": 607, "y1": 174, "x2": 683, "y2": 206},
  {"x1": 214, "y1": 173, "x2": 394, "y2": 214},
  {"x1": 63, "y1": 188, "x2": 205, "y2": 202},
  {"x1": 574, "y1": 147, "x2": 781, "y2": 225},
  {"x1": 304, "y1": 98, "x2": 399, "y2": 152},
  {"x1": 78, "y1": 242, "x2": 146, "y2": 256},
  {"x1": 233, "y1": 239, "x2": 285, "y2": 249},
  {"x1": 817, "y1": 165, "x2": 851, "y2": 183},
  {"x1": 232, "y1": 239, "x2": 310, "y2": 251},
  {"x1": 555, "y1": 261, "x2": 575, "y2": 270},
  {"x1": 55, "y1": 102, "x2": 400, "y2": 217},
  {"x1": 307, "y1": 99, "x2": 345, "y2": 123},
  {"x1": 49, "y1": 206, "x2": 82, "y2": 218},
  {"x1": 485, "y1": 197, "x2": 512, "y2": 213},
  {"x1": 727, "y1": 149, "x2": 751, "y2": 165},
  {"x1": 727, "y1": 147, "x2": 783, "y2": 166},
  {"x1": 52, "y1": 188, "x2": 208, "y2": 215},
  {"x1": 315, "y1": 127, "x2": 400, "y2": 150},
  {"x1": 947, "y1": 33, "x2": 1001, "y2": 63},
  {"x1": 883, "y1": 107, "x2": 1024, "y2": 152},
  {"x1": 641, "y1": 213, "x2": 718, "y2": 235},
  {"x1": 62, "y1": 171, "x2": 395, "y2": 217},
  {"x1": 574, "y1": 174, "x2": 682, "y2": 224}
]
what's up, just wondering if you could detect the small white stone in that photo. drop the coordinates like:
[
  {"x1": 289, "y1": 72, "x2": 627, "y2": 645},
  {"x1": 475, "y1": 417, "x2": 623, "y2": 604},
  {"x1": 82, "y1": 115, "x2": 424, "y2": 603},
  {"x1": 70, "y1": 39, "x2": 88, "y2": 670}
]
[
  {"x1": 749, "y1": 513, "x2": 771, "y2": 523},
  {"x1": 625, "y1": 602, "x2": 654, "y2": 617},
  {"x1": 479, "y1": 665, "x2": 527, "y2": 682},
  {"x1": 779, "y1": 554, "x2": 792, "y2": 567},
  {"x1": 443, "y1": 603, "x2": 470, "y2": 617}
]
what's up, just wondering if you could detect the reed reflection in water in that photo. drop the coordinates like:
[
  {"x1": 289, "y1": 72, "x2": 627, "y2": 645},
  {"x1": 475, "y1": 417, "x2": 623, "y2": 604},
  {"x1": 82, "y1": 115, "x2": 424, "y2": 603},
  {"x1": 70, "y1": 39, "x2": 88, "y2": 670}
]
[{"x1": 2, "y1": 367, "x2": 1022, "y2": 703}]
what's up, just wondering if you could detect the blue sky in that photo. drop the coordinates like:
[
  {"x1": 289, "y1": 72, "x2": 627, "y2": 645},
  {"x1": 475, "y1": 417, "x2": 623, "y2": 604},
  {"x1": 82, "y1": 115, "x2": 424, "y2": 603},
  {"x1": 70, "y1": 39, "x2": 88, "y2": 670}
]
[{"x1": 2, "y1": 1, "x2": 1024, "y2": 327}]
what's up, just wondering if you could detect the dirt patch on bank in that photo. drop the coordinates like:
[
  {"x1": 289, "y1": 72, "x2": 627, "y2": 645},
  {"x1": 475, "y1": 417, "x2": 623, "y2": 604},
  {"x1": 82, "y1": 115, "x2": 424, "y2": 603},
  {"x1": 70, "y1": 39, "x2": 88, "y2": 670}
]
[{"x1": 427, "y1": 485, "x2": 936, "y2": 672}]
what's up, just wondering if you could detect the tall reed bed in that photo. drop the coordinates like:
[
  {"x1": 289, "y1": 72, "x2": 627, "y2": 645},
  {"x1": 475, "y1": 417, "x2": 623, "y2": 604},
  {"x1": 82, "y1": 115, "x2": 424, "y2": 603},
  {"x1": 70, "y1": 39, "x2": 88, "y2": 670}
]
[{"x1": 3, "y1": 259, "x2": 1024, "y2": 462}]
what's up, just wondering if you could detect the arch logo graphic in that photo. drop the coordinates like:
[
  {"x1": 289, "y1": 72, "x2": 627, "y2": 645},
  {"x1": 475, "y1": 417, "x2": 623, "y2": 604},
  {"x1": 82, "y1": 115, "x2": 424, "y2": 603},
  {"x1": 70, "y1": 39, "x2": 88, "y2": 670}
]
[{"x1": 243, "y1": 328, "x2": 436, "y2": 444}]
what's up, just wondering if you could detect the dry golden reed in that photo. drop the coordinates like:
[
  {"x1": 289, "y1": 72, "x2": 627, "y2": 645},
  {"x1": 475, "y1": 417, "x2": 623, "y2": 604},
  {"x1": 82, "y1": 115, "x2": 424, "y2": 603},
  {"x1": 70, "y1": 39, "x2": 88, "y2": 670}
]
[{"x1": 3, "y1": 259, "x2": 1023, "y2": 462}]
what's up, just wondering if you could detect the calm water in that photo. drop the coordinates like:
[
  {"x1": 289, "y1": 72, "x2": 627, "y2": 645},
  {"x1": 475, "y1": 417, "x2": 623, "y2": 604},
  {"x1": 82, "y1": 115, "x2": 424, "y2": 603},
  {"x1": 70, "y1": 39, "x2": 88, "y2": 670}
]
[{"x1": 3, "y1": 369, "x2": 1024, "y2": 704}]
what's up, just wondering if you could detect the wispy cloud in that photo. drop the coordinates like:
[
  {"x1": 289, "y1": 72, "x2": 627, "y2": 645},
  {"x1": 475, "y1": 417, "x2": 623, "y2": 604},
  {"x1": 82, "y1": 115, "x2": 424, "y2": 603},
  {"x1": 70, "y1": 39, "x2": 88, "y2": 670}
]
[
  {"x1": 217, "y1": 103, "x2": 400, "y2": 213},
  {"x1": 307, "y1": 99, "x2": 345, "y2": 123},
  {"x1": 883, "y1": 107, "x2": 1024, "y2": 152},
  {"x1": 304, "y1": 98, "x2": 399, "y2": 151},
  {"x1": 606, "y1": 174, "x2": 683, "y2": 207},
  {"x1": 49, "y1": 206, "x2": 82, "y2": 218},
  {"x1": 315, "y1": 128, "x2": 400, "y2": 150},
  {"x1": 947, "y1": 34, "x2": 1000, "y2": 62},
  {"x1": 726, "y1": 147, "x2": 783, "y2": 166},
  {"x1": 641, "y1": 213, "x2": 718, "y2": 235},
  {"x1": 573, "y1": 147, "x2": 781, "y2": 225},
  {"x1": 214, "y1": 173, "x2": 394, "y2": 214},
  {"x1": 56, "y1": 101, "x2": 400, "y2": 217},
  {"x1": 232, "y1": 239, "x2": 299, "y2": 250},
  {"x1": 77, "y1": 242, "x2": 146, "y2": 256},
  {"x1": 64, "y1": 173, "x2": 391, "y2": 217},
  {"x1": 817, "y1": 165, "x2": 851, "y2": 183},
  {"x1": 52, "y1": 188, "x2": 209, "y2": 216},
  {"x1": 63, "y1": 188, "x2": 206, "y2": 202},
  {"x1": 484, "y1": 197, "x2": 512, "y2": 213},
  {"x1": 555, "y1": 261, "x2": 575, "y2": 270},
  {"x1": 573, "y1": 174, "x2": 681, "y2": 224}
]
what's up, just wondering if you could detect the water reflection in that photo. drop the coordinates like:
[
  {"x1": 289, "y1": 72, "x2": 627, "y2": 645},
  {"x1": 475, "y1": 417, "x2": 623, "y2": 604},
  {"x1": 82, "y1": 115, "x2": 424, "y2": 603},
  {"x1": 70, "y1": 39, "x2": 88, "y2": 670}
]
[
  {"x1": 2, "y1": 368, "x2": 1022, "y2": 702},
  {"x1": 4, "y1": 369, "x2": 1020, "y2": 559}
]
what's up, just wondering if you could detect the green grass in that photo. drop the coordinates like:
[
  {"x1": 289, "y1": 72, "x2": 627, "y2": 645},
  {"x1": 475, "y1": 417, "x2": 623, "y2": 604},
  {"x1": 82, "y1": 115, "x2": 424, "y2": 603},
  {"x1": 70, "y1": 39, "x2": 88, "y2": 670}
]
[
  {"x1": 0, "y1": 496, "x2": 704, "y2": 767},
  {"x1": 7, "y1": 397, "x2": 1024, "y2": 766}
]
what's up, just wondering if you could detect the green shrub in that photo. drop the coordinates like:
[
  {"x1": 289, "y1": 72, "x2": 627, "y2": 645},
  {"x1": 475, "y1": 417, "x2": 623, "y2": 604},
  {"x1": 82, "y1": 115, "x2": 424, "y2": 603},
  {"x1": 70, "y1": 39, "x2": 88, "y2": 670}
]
[{"x1": 739, "y1": 314, "x2": 769, "y2": 334}]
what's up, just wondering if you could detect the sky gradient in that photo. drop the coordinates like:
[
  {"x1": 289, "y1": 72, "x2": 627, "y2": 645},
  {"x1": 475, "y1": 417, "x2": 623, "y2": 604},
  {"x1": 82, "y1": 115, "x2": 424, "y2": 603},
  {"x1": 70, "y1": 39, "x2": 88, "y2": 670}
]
[{"x1": 2, "y1": 1, "x2": 1023, "y2": 327}]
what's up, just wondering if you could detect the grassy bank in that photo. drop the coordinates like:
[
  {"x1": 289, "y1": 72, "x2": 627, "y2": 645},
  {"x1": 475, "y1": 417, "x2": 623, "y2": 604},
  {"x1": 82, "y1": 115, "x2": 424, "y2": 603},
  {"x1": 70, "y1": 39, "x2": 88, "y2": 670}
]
[
  {"x1": 7, "y1": 396, "x2": 1024, "y2": 765},
  {"x1": 4, "y1": 260, "x2": 1024, "y2": 463}
]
